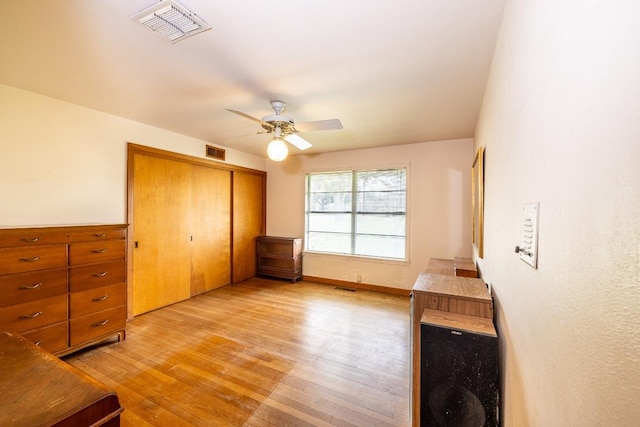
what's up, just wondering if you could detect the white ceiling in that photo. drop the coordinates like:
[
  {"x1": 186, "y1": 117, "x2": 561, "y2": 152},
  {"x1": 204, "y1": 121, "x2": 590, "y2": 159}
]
[{"x1": 0, "y1": 0, "x2": 505, "y2": 158}]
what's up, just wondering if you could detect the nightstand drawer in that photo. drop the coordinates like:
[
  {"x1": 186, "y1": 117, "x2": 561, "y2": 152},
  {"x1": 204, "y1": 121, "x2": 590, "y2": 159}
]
[
  {"x1": 257, "y1": 236, "x2": 302, "y2": 257},
  {"x1": 70, "y1": 283, "x2": 126, "y2": 318}
]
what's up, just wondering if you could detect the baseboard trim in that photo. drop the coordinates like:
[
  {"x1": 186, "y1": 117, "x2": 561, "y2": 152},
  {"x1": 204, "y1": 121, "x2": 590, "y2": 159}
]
[{"x1": 303, "y1": 275, "x2": 411, "y2": 297}]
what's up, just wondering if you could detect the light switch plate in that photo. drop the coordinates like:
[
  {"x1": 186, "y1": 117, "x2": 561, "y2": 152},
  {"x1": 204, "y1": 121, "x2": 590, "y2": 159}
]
[{"x1": 519, "y1": 202, "x2": 539, "y2": 268}]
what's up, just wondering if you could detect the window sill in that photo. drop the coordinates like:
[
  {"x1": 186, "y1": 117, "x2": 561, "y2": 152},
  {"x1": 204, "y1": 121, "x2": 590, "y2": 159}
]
[{"x1": 302, "y1": 250, "x2": 409, "y2": 265}]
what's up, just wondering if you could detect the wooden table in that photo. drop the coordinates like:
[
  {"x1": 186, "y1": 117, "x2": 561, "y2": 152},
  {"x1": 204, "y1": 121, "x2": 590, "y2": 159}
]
[{"x1": 0, "y1": 331, "x2": 123, "y2": 426}]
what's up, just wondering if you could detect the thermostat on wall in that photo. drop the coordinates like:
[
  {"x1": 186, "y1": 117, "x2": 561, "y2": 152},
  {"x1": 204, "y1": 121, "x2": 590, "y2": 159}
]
[{"x1": 515, "y1": 202, "x2": 539, "y2": 268}]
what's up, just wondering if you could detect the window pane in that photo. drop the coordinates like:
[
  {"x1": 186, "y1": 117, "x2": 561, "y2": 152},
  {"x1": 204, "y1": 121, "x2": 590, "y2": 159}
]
[
  {"x1": 308, "y1": 213, "x2": 351, "y2": 233},
  {"x1": 309, "y1": 172, "x2": 352, "y2": 192},
  {"x1": 355, "y1": 235, "x2": 405, "y2": 258},
  {"x1": 357, "y1": 191, "x2": 406, "y2": 213},
  {"x1": 307, "y1": 231, "x2": 351, "y2": 253},
  {"x1": 309, "y1": 192, "x2": 352, "y2": 212},
  {"x1": 357, "y1": 169, "x2": 406, "y2": 191},
  {"x1": 355, "y1": 214, "x2": 405, "y2": 236}
]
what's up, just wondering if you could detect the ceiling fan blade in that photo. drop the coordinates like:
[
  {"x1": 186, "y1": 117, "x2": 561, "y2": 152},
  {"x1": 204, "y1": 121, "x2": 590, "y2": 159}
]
[
  {"x1": 295, "y1": 119, "x2": 343, "y2": 132},
  {"x1": 284, "y1": 134, "x2": 312, "y2": 151},
  {"x1": 226, "y1": 109, "x2": 272, "y2": 128}
]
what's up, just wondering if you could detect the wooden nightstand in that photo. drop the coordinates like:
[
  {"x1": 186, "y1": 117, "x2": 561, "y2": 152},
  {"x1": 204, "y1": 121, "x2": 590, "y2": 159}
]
[{"x1": 256, "y1": 236, "x2": 302, "y2": 282}]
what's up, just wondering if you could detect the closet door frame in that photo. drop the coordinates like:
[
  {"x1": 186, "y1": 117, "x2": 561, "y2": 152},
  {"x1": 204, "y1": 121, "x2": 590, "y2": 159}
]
[{"x1": 126, "y1": 143, "x2": 266, "y2": 319}]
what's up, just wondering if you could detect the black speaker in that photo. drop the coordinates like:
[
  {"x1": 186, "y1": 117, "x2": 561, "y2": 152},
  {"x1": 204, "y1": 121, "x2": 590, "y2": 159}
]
[{"x1": 420, "y1": 322, "x2": 499, "y2": 427}]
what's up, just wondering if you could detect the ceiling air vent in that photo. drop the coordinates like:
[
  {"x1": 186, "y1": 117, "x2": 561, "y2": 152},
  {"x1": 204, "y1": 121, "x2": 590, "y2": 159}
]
[
  {"x1": 132, "y1": 0, "x2": 211, "y2": 43},
  {"x1": 206, "y1": 145, "x2": 226, "y2": 161}
]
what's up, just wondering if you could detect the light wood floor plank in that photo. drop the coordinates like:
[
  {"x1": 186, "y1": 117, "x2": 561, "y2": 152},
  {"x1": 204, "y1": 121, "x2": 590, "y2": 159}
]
[{"x1": 64, "y1": 278, "x2": 410, "y2": 426}]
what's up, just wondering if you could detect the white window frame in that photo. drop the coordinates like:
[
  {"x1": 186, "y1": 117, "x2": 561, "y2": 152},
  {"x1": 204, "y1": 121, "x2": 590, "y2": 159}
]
[{"x1": 304, "y1": 166, "x2": 409, "y2": 261}]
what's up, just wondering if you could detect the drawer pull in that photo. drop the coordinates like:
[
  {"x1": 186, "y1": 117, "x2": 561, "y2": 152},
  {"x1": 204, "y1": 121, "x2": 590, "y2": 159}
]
[
  {"x1": 20, "y1": 256, "x2": 41, "y2": 262},
  {"x1": 19, "y1": 282, "x2": 42, "y2": 290},
  {"x1": 92, "y1": 319, "x2": 109, "y2": 327},
  {"x1": 20, "y1": 311, "x2": 42, "y2": 319},
  {"x1": 92, "y1": 248, "x2": 107, "y2": 253},
  {"x1": 92, "y1": 294, "x2": 109, "y2": 302},
  {"x1": 22, "y1": 237, "x2": 40, "y2": 243},
  {"x1": 94, "y1": 271, "x2": 109, "y2": 277},
  {"x1": 93, "y1": 233, "x2": 107, "y2": 238},
  {"x1": 34, "y1": 340, "x2": 43, "y2": 346}
]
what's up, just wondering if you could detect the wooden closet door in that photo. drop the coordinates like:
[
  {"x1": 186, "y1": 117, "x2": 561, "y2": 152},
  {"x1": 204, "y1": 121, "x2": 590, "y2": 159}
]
[
  {"x1": 131, "y1": 154, "x2": 191, "y2": 315},
  {"x1": 233, "y1": 171, "x2": 265, "y2": 283},
  {"x1": 190, "y1": 165, "x2": 231, "y2": 296}
]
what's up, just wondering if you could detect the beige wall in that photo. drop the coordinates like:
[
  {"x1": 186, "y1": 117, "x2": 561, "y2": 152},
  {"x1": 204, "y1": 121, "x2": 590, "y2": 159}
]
[
  {"x1": 0, "y1": 84, "x2": 266, "y2": 227},
  {"x1": 0, "y1": 83, "x2": 471, "y2": 293},
  {"x1": 266, "y1": 138, "x2": 473, "y2": 290},
  {"x1": 475, "y1": 1, "x2": 640, "y2": 425}
]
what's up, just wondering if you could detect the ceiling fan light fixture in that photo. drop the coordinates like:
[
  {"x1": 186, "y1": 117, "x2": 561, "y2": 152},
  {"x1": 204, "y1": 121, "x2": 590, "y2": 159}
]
[
  {"x1": 133, "y1": 0, "x2": 211, "y2": 43},
  {"x1": 267, "y1": 138, "x2": 288, "y2": 161}
]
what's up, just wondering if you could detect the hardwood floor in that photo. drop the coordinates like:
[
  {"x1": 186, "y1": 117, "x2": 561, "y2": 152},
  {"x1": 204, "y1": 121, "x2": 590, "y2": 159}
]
[{"x1": 64, "y1": 277, "x2": 411, "y2": 426}]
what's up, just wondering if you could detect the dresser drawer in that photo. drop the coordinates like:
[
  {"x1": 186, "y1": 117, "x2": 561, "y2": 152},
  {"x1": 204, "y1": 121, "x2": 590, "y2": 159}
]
[
  {"x1": 0, "y1": 268, "x2": 67, "y2": 307},
  {"x1": 256, "y1": 236, "x2": 302, "y2": 257},
  {"x1": 21, "y1": 321, "x2": 69, "y2": 354},
  {"x1": 69, "y1": 260, "x2": 126, "y2": 292},
  {"x1": 0, "y1": 244, "x2": 68, "y2": 275},
  {"x1": 0, "y1": 228, "x2": 70, "y2": 248},
  {"x1": 70, "y1": 305, "x2": 126, "y2": 346},
  {"x1": 69, "y1": 240, "x2": 125, "y2": 265},
  {"x1": 0, "y1": 295, "x2": 68, "y2": 333},
  {"x1": 68, "y1": 226, "x2": 126, "y2": 243},
  {"x1": 70, "y1": 283, "x2": 126, "y2": 318}
]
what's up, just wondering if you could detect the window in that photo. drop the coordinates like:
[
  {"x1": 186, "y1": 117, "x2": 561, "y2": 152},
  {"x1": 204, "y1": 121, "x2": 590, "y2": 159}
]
[{"x1": 305, "y1": 168, "x2": 407, "y2": 260}]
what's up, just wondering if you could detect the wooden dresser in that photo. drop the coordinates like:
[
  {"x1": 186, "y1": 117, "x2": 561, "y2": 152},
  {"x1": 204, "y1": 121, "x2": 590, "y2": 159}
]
[
  {"x1": 0, "y1": 331, "x2": 123, "y2": 426},
  {"x1": 0, "y1": 224, "x2": 127, "y2": 356},
  {"x1": 410, "y1": 257, "x2": 495, "y2": 426},
  {"x1": 256, "y1": 236, "x2": 303, "y2": 282}
]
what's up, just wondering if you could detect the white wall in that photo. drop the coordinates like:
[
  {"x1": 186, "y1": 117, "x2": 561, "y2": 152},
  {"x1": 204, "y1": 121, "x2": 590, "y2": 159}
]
[
  {"x1": 475, "y1": 1, "x2": 640, "y2": 425},
  {"x1": 266, "y1": 138, "x2": 473, "y2": 290},
  {"x1": 0, "y1": 84, "x2": 266, "y2": 227}
]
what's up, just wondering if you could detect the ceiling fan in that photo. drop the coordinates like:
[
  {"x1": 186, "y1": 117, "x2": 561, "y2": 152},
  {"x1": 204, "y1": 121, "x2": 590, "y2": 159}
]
[{"x1": 226, "y1": 100, "x2": 343, "y2": 161}]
